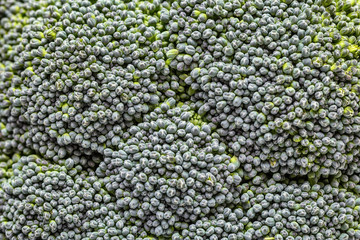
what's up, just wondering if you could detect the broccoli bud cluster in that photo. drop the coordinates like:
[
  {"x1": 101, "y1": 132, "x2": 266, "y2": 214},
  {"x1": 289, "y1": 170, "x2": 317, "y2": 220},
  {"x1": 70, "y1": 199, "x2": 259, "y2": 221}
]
[
  {"x1": 2, "y1": 0, "x2": 191, "y2": 163},
  {"x1": 2, "y1": 0, "x2": 360, "y2": 239},
  {"x1": 169, "y1": 0, "x2": 360, "y2": 178},
  {"x1": 96, "y1": 99, "x2": 242, "y2": 237},
  {"x1": 181, "y1": 175, "x2": 360, "y2": 240},
  {"x1": 0, "y1": 155, "x2": 112, "y2": 240},
  {"x1": 0, "y1": 0, "x2": 31, "y2": 156},
  {"x1": 3, "y1": 153, "x2": 360, "y2": 239}
]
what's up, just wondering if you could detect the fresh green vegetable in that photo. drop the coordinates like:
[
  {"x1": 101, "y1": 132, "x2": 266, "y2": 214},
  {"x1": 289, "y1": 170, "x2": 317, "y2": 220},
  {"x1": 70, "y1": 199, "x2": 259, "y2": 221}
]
[{"x1": 2, "y1": 0, "x2": 360, "y2": 239}]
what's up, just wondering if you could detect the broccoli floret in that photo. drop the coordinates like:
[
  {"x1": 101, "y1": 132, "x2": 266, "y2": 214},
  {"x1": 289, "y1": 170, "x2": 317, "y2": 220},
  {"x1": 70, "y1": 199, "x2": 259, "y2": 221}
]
[
  {"x1": 95, "y1": 98, "x2": 239, "y2": 237},
  {"x1": 169, "y1": 0, "x2": 360, "y2": 178}
]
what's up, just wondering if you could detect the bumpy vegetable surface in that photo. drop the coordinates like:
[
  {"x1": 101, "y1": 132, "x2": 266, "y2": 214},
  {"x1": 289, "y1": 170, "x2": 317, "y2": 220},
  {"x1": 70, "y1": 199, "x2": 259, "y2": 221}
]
[{"x1": 2, "y1": 0, "x2": 360, "y2": 239}]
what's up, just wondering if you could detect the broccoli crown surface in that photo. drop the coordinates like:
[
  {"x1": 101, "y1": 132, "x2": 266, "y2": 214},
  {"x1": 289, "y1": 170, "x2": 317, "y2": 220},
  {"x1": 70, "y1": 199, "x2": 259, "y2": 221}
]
[{"x1": 1, "y1": 0, "x2": 360, "y2": 239}]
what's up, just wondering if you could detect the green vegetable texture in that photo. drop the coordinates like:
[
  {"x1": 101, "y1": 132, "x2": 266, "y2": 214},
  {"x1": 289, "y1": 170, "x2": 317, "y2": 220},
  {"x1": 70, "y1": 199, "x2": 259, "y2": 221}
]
[{"x1": 1, "y1": 0, "x2": 360, "y2": 239}]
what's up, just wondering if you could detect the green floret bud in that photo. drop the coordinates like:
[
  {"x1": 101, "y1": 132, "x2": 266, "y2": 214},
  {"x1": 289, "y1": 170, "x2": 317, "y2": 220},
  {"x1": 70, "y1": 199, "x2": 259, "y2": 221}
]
[
  {"x1": 343, "y1": 106, "x2": 354, "y2": 117},
  {"x1": 190, "y1": 68, "x2": 201, "y2": 79},
  {"x1": 282, "y1": 62, "x2": 293, "y2": 74},
  {"x1": 228, "y1": 156, "x2": 240, "y2": 172},
  {"x1": 166, "y1": 49, "x2": 179, "y2": 60}
]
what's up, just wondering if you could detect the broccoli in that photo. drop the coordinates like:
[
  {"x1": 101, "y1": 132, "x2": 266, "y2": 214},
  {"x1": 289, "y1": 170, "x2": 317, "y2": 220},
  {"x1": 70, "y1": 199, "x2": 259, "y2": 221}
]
[{"x1": 2, "y1": 0, "x2": 360, "y2": 239}]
